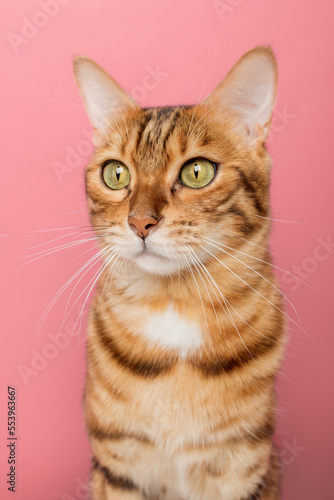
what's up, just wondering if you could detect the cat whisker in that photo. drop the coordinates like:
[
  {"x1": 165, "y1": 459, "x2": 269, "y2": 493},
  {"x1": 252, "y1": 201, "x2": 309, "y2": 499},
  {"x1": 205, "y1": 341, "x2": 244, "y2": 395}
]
[
  {"x1": 199, "y1": 244, "x2": 314, "y2": 342},
  {"x1": 26, "y1": 228, "x2": 100, "y2": 250},
  {"x1": 56, "y1": 208, "x2": 87, "y2": 217},
  {"x1": 111, "y1": 254, "x2": 127, "y2": 293},
  {"x1": 69, "y1": 248, "x2": 117, "y2": 345},
  {"x1": 188, "y1": 246, "x2": 256, "y2": 357},
  {"x1": 234, "y1": 234, "x2": 280, "y2": 256},
  {"x1": 186, "y1": 53, "x2": 217, "y2": 138},
  {"x1": 21, "y1": 234, "x2": 109, "y2": 261},
  {"x1": 95, "y1": 253, "x2": 122, "y2": 315},
  {"x1": 26, "y1": 225, "x2": 96, "y2": 233},
  {"x1": 62, "y1": 246, "x2": 115, "y2": 324},
  {"x1": 115, "y1": 255, "x2": 127, "y2": 287},
  {"x1": 48, "y1": 99, "x2": 86, "y2": 111},
  {"x1": 61, "y1": 245, "x2": 115, "y2": 326},
  {"x1": 253, "y1": 214, "x2": 308, "y2": 225},
  {"x1": 189, "y1": 246, "x2": 278, "y2": 344},
  {"x1": 201, "y1": 235, "x2": 314, "y2": 292},
  {"x1": 17, "y1": 237, "x2": 103, "y2": 272},
  {"x1": 74, "y1": 245, "x2": 101, "y2": 260},
  {"x1": 200, "y1": 235, "x2": 301, "y2": 324},
  {"x1": 187, "y1": 101, "x2": 229, "y2": 139},
  {"x1": 36, "y1": 247, "x2": 109, "y2": 336},
  {"x1": 186, "y1": 247, "x2": 222, "y2": 345},
  {"x1": 183, "y1": 253, "x2": 209, "y2": 337}
]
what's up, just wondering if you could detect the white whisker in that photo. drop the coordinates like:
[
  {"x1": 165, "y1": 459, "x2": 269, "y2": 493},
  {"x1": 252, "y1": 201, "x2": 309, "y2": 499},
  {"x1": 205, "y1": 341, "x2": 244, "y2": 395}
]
[
  {"x1": 187, "y1": 247, "x2": 222, "y2": 340},
  {"x1": 199, "y1": 244, "x2": 314, "y2": 342},
  {"x1": 186, "y1": 53, "x2": 217, "y2": 138},
  {"x1": 36, "y1": 248, "x2": 108, "y2": 336},
  {"x1": 27, "y1": 226, "x2": 93, "y2": 233},
  {"x1": 188, "y1": 247, "x2": 255, "y2": 357},
  {"x1": 183, "y1": 253, "x2": 209, "y2": 336},
  {"x1": 192, "y1": 249, "x2": 277, "y2": 343},
  {"x1": 253, "y1": 214, "x2": 307, "y2": 225},
  {"x1": 18, "y1": 236, "x2": 108, "y2": 271},
  {"x1": 26, "y1": 229, "x2": 97, "y2": 250},
  {"x1": 201, "y1": 235, "x2": 314, "y2": 292},
  {"x1": 188, "y1": 101, "x2": 227, "y2": 139},
  {"x1": 200, "y1": 236, "x2": 301, "y2": 324},
  {"x1": 57, "y1": 208, "x2": 87, "y2": 217},
  {"x1": 95, "y1": 253, "x2": 121, "y2": 314},
  {"x1": 61, "y1": 246, "x2": 114, "y2": 324},
  {"x1": 66, "y1": 248, "x2": 116, "y2": 347},
  {"x1": 235, "y1": 234, "x2": 280, "y2": 256}
]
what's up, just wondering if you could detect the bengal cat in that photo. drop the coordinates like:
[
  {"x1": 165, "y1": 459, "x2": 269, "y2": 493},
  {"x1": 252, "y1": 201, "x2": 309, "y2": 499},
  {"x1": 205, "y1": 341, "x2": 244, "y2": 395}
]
[{"x1": 73, "y1": 46, "x2": 285, "y2": 500}]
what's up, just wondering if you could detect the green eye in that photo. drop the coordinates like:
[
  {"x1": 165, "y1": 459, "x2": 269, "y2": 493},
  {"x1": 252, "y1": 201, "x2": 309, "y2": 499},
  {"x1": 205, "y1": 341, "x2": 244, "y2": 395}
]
[
  {"x1": 180, "y1": 158, "x2": 216, "y2": 189},
  {"x1": 102, "y1": 160, "x2": 130, "y2": 190}
]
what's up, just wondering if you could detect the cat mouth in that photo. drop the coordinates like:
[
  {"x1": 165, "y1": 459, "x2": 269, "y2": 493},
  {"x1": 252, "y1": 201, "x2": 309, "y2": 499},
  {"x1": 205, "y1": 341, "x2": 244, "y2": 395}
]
[
  {"x1": 130, "y1": 244, "x2": 182, "y2": 275},
  {"x1": 138, "y1": 248, "x2": 169, "y2": 261}
]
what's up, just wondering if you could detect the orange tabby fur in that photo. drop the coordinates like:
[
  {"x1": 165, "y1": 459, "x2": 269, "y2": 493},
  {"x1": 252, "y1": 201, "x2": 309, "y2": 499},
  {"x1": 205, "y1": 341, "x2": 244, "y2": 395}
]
[{"x1": 73, "y1": 47, "x2": 286, "y2": 500}]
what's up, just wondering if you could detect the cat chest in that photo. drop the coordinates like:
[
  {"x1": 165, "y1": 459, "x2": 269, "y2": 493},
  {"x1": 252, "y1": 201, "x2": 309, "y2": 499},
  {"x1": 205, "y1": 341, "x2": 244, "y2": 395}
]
[{"x1": 135, "y1": 304, "x2": 204, "y2": 357}]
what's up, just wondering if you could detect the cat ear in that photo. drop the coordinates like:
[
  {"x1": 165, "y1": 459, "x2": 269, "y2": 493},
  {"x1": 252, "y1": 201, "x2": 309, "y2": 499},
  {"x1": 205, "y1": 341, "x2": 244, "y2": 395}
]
[
  {"x1": 202, "y1": 46, "x2": 278, "y2": 144},
  {"x1": 73, "y1": 56, "x2": 140, "y2": 131}
]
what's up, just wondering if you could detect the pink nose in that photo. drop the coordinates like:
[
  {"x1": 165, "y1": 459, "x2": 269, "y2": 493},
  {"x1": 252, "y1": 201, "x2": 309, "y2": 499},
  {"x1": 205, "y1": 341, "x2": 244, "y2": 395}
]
[{"x1": 128, "y1": 216, "x2": 160, "y2": 238}]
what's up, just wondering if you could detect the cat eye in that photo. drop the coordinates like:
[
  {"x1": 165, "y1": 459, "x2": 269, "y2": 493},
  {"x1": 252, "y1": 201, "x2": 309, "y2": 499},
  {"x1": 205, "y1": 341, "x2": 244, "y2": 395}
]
[
  {"x1": 102, "y1": 160, "x2": 130, "y2": 190},
  {"x1": 179, "y1": 158, "x2": 216, "y2": 189}
]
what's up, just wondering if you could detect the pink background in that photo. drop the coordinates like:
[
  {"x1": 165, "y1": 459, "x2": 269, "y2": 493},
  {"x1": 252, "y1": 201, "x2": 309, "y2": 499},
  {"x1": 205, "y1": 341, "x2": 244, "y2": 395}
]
[{"x1": 1, "y1": 0, "x2": 333, "y2": 499}]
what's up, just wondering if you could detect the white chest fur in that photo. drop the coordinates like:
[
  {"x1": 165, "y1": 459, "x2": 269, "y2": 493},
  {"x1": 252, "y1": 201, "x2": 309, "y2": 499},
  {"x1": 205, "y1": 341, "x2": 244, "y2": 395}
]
[{"x1": 138, "y1": 304, "x2": 203, "y2": 357}]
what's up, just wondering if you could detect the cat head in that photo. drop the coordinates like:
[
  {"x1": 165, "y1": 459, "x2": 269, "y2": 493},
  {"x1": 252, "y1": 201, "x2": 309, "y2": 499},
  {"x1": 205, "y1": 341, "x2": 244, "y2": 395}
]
[{"x1": 73, "y1": 47, "x2": 278, "y2": 276}]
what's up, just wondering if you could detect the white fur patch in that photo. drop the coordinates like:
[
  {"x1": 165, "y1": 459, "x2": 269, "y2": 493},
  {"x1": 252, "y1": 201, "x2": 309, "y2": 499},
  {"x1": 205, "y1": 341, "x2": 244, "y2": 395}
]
[{"x1": 139, "y1": 305, "x2": 203, "y2": 357}]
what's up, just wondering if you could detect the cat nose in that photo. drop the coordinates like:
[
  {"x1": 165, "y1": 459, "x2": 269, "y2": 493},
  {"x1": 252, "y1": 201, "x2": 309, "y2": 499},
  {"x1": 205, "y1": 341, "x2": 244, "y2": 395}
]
[{"x1": 128, "y1": 216, "x2": 160, "y2": 239}]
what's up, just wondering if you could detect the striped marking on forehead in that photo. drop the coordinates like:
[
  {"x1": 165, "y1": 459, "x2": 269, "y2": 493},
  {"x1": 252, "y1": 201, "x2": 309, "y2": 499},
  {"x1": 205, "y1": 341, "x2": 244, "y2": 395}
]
[{"x1": 131, "y1": 106, "x2": 188, "y2": 169}]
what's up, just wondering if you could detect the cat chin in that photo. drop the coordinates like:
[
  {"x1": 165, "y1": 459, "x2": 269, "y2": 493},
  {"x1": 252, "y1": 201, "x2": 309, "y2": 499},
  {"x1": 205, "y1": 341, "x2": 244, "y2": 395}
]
[{"x1": 132, "y1": 251, "x2": 181, "y2": 276}]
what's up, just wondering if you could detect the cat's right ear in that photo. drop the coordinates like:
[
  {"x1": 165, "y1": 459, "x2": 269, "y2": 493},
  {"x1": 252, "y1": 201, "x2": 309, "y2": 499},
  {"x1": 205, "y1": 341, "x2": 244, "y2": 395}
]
[{"x1": 73, "y1": 56, "x2": 140, "y2": 131}]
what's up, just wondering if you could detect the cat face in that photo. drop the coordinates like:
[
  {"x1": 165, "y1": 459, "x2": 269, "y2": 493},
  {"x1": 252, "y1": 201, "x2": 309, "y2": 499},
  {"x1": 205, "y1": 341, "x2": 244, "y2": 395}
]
[{"x1": 74, "y1": 47, "x2": 278, "y2": 275}]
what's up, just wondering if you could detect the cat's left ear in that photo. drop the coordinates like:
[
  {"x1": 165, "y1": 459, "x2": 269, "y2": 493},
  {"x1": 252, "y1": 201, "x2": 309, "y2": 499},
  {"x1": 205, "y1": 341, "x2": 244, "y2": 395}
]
[
  {"x1": 201, "y1": 46, "x2": 278, "y2": 145},
  {"x1": 73, "y1": 56, "x2": 140, "y2": 131}
]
